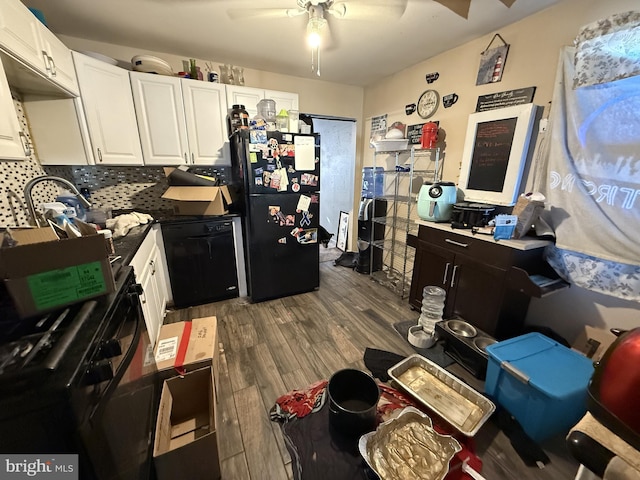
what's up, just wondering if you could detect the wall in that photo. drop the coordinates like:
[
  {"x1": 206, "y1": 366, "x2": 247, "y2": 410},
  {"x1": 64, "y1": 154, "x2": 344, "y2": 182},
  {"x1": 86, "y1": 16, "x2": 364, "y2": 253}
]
[{"x1": 361, "y1": 0, "x2": 640, "y2": 341}]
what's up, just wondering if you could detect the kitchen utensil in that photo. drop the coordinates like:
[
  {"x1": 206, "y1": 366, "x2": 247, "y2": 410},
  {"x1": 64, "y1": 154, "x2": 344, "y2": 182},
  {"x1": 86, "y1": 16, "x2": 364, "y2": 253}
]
[
  {"x1": 417, "y1": 182, "x2": 457, "y2": 222},
  {"x1": 327, "y1": 369, "x2": 379, "y2": 438}
]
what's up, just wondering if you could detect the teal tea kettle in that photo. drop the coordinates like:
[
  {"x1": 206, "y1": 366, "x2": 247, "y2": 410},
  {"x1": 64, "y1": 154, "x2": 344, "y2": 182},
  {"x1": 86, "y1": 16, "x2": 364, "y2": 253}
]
[{"x1": 417, "y1": 182, "x2": 457, "y2": 222}]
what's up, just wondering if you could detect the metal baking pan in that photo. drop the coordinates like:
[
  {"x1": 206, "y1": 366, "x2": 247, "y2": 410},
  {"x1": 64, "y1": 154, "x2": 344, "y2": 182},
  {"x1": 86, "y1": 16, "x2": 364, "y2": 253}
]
[{"x1": 388, "y1": 354, "x2": 495, "y2": 436}]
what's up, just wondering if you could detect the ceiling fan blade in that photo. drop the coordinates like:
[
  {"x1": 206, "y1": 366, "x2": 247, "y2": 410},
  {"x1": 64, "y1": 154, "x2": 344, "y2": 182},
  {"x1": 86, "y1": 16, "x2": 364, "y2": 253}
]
[
  {"x1": 227, "y1": 8, "x2": 296, "y2": 21},
  {"x1": 432, "y1": 0, "x2": 472, "y2": 19},
  {"x1": 330, "y1": 0, "x2": 408, "y2": 20}
]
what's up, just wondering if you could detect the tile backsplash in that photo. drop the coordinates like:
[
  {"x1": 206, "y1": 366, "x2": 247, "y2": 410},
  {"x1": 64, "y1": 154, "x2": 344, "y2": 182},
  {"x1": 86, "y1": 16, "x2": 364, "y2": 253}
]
[{"x1": 1, "y1": 96, "x2": 229, "y2": 227}]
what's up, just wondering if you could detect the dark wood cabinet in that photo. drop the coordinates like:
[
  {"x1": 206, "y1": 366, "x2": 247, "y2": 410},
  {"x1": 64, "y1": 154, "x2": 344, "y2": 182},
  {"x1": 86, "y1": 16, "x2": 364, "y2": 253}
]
[{"x1": 408, "y1": 223, "x2": 567, "y2": 339}]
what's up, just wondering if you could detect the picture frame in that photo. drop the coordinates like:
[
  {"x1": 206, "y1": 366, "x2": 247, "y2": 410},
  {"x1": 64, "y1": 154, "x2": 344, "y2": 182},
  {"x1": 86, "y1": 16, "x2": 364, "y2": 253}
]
[
  {"x1": 458, "y1": 103, "x2": 538, "y2": 206},
  {"x1": 336, "y1": 211, "x2": 349, "y2": 251}
]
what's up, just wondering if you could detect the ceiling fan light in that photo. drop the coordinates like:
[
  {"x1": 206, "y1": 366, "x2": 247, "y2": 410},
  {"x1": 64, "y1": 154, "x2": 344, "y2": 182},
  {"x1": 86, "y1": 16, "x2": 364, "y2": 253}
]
[{"x1": 306, "y1": 16, "x2": 326, "y2": 48}]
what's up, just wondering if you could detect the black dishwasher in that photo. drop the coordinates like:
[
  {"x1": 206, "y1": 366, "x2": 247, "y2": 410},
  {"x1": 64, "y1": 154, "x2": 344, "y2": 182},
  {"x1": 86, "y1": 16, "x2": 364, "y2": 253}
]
[{"x1": 162, "y1": 219, "x2": 239, "y2": 308}]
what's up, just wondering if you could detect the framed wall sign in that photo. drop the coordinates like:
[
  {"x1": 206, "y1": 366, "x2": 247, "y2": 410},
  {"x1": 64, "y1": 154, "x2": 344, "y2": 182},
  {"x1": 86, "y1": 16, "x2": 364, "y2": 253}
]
[
  {"x1": 458, "y1": 103, "x2": 538, "y2": 206},
  {"x1": 336, "y1": 211, "x2": 349, "y2": 251}
]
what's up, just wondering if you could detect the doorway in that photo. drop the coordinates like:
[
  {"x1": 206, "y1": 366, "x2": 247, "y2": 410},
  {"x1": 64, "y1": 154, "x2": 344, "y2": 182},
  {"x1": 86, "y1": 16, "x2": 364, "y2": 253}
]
[{"x1": 309, "y1": 115, "x2": 356, "y2": 248}]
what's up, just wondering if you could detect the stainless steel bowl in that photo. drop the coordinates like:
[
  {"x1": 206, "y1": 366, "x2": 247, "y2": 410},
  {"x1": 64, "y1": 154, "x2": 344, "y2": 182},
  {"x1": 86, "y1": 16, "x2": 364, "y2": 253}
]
[
  {"x1": 473, "y1": 336, "x2": 497, "y2": 354},
  {"x1": 445, "y1": 319, "x2": 477, "y2": 338}
]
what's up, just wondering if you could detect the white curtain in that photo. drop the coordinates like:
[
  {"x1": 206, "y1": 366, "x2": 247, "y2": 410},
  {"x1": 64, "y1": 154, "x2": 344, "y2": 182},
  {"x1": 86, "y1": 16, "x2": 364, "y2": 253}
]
[{"x1": 535, "y1": 46, "x2": 640, "y2": 301}]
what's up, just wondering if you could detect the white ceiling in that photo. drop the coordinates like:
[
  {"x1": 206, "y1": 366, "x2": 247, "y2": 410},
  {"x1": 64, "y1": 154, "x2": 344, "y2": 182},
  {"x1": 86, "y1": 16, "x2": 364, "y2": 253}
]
[{"x1": 21, "y1": 0, "x2": 562, "y2": 86}]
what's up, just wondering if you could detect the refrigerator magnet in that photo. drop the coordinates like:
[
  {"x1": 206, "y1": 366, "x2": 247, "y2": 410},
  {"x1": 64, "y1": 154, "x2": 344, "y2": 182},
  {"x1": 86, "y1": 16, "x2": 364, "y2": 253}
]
[
  {"x1": 300, "y1": 211, "x2": 312, "y2": 227},
  {"x1": 290, "y1": 227, "x2": 302, "y2": 237},
  {"x1": 266, "y1": 163, "x2": 276, "y2": 171},
  {"x1": 269, "y1": 205, "x2": 280, "y2": 219},
  {"x1": 291, "y1": 182, "x2": 300, "y2": 192},
  {"x1": 270, "y1": 171, "x2": 281, "y2": 190},
  {"x1": 284, "y1": 214, "x2": 295, "y2": 226},
  {"x1": 249, "y1": 152, "x2": 258, "y2": 163},
  {"x1": 276, "y1": 167, "x2": 289, "y2": 191},
  {"x1": 250, "y1": 130, "x2": 267, "y2": 144},
  {"x1": 255, "y1": 167, "x2": 264, "y2": 175},
  {"x1": 294, "y1": 135, "x2": 315, "y2": 170},
  {"x1": 278, "y1": 237, "x2": 287, "y2": 244},
  {"x1": 311, "y1": 194, "x2": 319, "y2": 204},
  {"x1": 297, "y1": 228, "x2": 318, "y2": 244},
  {"x1": 255, "y1": 177, "x2": 263, "y2": 186},
  {"x1": 263, "y1": 171, "x2": 272, "y2": 187},
  {"x1": 300, "y1": 173, "x2": 318, "y2": 186},
  {"x1": 297, "y1": 195, "x2": 311, "y2": 212}
]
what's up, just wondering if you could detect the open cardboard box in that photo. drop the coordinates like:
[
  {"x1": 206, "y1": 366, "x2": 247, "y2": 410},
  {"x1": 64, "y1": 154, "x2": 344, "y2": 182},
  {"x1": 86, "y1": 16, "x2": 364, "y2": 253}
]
[
  {"x1": 153, "y1": 366, "x2": 221, "y2": 480},
  {"x1": 154, "y1": 316, "x2": 219, "y2": 388},
  {"x1": 0, "y1": 226, "x2": 115, "y2": 318},
  {"x1": 161, "y1": 167, "x2": 232, "y2": 216}
]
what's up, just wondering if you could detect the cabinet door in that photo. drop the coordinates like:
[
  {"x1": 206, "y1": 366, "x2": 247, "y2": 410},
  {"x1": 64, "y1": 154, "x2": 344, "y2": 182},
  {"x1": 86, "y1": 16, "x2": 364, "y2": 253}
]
[
  {"x1": 0, "y1": 0, "x2": 45, "y2": 74},
  {"x1": 139, "y1": 263, "x2": 161, "y2": 348},
  {"x1": 182, "y1": 79, "x2": 230, "y2": 165},
  {"x1": 72, "y1": 51, "x2": 144, "y2": 165},
  {"x1": 37, "y1": 26, "x2": 79, "y2": 96},
  {"x1": 409, "y1": 240, "x2": 454, "y2": 310},
  {"x1": 266, "y1": 89, "x2": 299, "y2": 113},
  {"x1": 448, "y1": 253, "x2": 505, "y2": 335},
  {"x1": 130, "y1": 71, "x2": 188, "y2": 166},
  {"x1": 0, "y1": 60, "x2": 28, "y2": 160},
  {"x1": 225, "y1": 85, "x2": 263, "y2": 118}
]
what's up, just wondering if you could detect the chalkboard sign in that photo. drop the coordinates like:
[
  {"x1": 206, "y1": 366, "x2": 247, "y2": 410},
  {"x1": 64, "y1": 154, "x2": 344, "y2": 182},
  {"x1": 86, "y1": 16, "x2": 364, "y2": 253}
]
[
  {"x1": 458, "y1": 104, "x2": 538, "y2": 206},
  {"x1": 467, "y1": 118, "x2": 517, "y2": 192}
]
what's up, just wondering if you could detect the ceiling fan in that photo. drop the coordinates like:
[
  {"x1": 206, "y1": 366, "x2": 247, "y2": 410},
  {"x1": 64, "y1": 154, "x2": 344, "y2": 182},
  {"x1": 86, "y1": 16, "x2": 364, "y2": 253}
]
[{"x1": 227, "y1": 0, "x2": 409, "y2": 76}]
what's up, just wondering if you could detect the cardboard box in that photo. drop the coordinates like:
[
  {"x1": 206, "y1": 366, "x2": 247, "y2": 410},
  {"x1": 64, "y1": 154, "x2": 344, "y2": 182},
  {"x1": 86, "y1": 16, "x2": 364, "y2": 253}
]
[
  {"x1": 572, "y1": 325, "x2": 617, "y2": 362},
  {"x1": 161, "y1": 167, "x2": 232, "y2": 216},
  {"x1": 0, "y1": 229, "x2": 115, "y2": 318},
  {"x1": 153, "y1": 367, "x2": 221, "y2": 480},
  {"x1": 154, "y1": 317, "x2": 218, "y2": 385},
  {"x1": 485, "y1": 333, "x2": 594, "y2": 442}
]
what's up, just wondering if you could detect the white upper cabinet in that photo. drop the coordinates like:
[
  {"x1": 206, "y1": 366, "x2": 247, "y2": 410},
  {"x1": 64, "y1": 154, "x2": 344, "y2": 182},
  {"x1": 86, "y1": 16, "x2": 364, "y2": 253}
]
[
  {"x1": 0, "y1": 58, "x2": 29, "y2": 160},
  {"x1": 73, "y1": 51, "x2": 144, "y2": 166},
  {"x1": 226, "y1": 85, "x2": 299, "y2": 119},
  {"x1": 182, "y1": 80, "x2": 229, "y2": 165},
  {"x1": 130, "y1": 72, "x2": 188, "y2": 166},
  {"x1": 0, "y1": 0, "x2": 78, "y2": 96},
  {"x1": 131, "y1": 72, "x2": 229, "y2": 166}
]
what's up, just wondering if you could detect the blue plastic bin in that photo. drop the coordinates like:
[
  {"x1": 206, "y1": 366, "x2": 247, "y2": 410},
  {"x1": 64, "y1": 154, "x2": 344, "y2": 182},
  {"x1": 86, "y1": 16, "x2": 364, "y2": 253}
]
[{"x1": 485, "y1": 333, "x2": 594, "y2": 442}]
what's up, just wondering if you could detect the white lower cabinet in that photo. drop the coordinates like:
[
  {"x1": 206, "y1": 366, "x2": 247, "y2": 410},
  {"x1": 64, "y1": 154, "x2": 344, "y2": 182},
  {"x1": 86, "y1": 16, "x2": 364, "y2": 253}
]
[{"x1": 130, "y1": 226, "x2": 170, "y2": 348}]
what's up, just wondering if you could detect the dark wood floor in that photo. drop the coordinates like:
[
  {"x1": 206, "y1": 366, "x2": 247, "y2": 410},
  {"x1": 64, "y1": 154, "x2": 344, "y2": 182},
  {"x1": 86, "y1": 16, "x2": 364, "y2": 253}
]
[{"x1": 164, "y1": 248, "x2": 580, "y2": 479}]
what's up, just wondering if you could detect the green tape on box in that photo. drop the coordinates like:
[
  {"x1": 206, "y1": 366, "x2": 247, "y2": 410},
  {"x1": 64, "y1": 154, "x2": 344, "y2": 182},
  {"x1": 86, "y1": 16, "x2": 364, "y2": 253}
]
[{"x1": 27, "y1": 261, "x2": 107, "y2": 310}]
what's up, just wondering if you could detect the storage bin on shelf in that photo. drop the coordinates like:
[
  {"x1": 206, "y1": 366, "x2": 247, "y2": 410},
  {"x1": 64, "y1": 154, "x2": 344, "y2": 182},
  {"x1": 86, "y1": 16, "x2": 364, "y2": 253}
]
[{"x1": 485, "y1": 332, "x2": 594, "y2": 442}]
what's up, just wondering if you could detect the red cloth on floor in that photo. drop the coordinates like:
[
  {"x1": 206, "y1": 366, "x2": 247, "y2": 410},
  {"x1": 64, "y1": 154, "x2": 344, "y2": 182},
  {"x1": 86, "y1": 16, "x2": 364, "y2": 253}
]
[{"x1": 271, "y1": 380, "x2": 482, "y2": 480}]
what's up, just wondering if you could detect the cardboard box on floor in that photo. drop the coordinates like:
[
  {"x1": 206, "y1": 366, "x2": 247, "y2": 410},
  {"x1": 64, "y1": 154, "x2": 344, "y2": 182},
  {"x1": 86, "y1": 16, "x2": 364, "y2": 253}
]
[
  {"x1": 154, "y1": 316, "x2": 219, "y2": 386},
  {"x1": 153, "y1": 366, "x2": 221, "y2": 480},
  {"x1": 0, "y1": 227, "x2": 115, "y2": 318},
  {"x1": 161, "y1": 167, "x2": 232, "y2": 216}
]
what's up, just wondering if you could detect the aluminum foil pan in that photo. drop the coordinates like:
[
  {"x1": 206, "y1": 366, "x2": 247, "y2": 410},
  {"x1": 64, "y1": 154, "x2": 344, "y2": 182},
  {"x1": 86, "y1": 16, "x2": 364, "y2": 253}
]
[
  {"x1": 388, "y1": 354, "x2": 495, "y2": 436},
  {"x1": 359, "y1": 406, "x2": 461, "y2": 480}
]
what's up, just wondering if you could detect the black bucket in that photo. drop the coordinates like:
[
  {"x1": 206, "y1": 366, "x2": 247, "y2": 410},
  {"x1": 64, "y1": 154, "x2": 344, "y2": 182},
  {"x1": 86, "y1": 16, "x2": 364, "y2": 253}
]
[{"x1": 327, "y1": 369, "x2": 380, "y2": 437}]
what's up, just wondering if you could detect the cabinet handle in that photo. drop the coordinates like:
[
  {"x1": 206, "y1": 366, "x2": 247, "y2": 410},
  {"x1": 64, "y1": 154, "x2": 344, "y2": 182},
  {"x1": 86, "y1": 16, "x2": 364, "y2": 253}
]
[
  {"x1": 184, "y1": 152, "x2": 188, "y2": 163},
  {"x1": 443, "y1": 262, "x2": 450, "y2": 285},
  {"x1": 445, "y1": 238, "x2": 469, "y2": 248},
  {"x1": 97, "y1": 148, "x2": 103, "y2": 162},
  {"x1": 18, "y1": 131, "x2": 31, "y2": 157},
  {"x1": 191, "y1": 152, "x2": 195, "y2": 164},
  {"x1": 41, "y1": 50, "x2": 52, "y2": 74},
  {"x1": 149, "y1": 259, "x2": 156, "y2": 275},
  {"x1": 48, "y1": 55, "x2": 57, "y2": 76},
  {"x1": 450, "y1": 265, "x2": 458, "y2": 288}
]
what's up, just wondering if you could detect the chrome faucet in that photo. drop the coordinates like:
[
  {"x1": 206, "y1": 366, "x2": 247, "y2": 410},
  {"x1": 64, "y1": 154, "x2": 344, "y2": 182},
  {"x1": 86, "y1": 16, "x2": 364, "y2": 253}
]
[{"x1": 24, "y1": 175, "x2": 92, "y2": 227}]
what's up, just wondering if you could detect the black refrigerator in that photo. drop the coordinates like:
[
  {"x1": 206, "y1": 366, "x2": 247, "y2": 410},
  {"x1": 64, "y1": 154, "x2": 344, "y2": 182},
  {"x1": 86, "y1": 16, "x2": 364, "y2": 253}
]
[{"x1": 230, "y1": 130, "x2": 320, "y2": 302}]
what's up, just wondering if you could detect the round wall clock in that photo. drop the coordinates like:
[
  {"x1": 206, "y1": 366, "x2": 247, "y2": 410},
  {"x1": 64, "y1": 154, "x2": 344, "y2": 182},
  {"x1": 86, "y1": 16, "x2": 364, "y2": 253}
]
[{"x1": 417, "y1": 89, "x2": 440, "y2": 119}]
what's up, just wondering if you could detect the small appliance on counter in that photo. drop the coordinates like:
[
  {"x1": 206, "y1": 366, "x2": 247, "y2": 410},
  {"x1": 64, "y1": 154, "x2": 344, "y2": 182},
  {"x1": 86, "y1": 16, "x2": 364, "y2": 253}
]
[
  {"x1": 450, "y1": 202, "x2": 496, "y2": 229},
  {"x1": 417, "y1": 182, "x2": 457, "y2": 222}
]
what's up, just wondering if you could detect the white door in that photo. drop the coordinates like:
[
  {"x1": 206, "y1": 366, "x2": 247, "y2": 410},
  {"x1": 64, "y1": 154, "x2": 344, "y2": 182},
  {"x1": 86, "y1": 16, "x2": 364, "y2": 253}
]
[
  {"x1": 73, "y1": 51, "x2": 144, "y2": 165},
  {"x1": 225, "y1": 85, "x2": 263, "y2": 118},
  {"x1": 131, "y1": 71, "x2": 188, "y2": 166},
  {"x1": 182, "y1": 79, "x2": 229, "y2": 165},
  {"x1": 0, "y1": 59, "x2": 28, "y2": 160}
]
